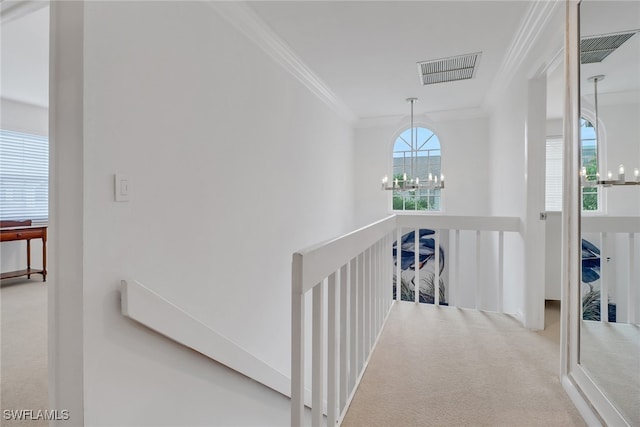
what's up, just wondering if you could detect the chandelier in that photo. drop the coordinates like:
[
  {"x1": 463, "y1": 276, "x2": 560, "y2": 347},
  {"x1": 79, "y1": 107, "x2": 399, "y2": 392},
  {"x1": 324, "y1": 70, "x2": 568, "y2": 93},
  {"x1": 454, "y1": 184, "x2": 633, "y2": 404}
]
[
  {"x1": 581, "y1": 75, "x2": 639, "y2": 187},
  {"x1": 381, "y1": 97, "x2": 444, "y2": 191}
]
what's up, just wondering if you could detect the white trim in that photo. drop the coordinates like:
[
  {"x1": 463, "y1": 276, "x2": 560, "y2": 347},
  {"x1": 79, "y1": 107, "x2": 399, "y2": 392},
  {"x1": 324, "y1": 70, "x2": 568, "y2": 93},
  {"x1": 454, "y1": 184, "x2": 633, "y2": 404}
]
[
  {"x1": 294, "y1": 215, "x2": 397, "y2": 294},
  {"x1": 1, "y1": 0, "x2": 48, "y2": 24},
  {"x1": 396, "y1": 214, "x2": 521, "y2": 233},
  {"x1": 561, "y1": 375, "x2": 604, "y2": 427},
  {"x1": 206, "y1": 1, "x2": 357, "y2": 124},
  {"x1": 121, "y1": 280, "x2": 310, "y2": 403},
  {"x1": 570, "y1": 367, "x2": 630, "y2": 426},
  {"x1": 582, "y1": 216, "x2": 640, "y2": 233},
  {"x1": 484, "y1": 0, "x2": 561, "y2": 109},
  {"x1": 560, "y1": 3, "x2": 635, "y2": 426}
]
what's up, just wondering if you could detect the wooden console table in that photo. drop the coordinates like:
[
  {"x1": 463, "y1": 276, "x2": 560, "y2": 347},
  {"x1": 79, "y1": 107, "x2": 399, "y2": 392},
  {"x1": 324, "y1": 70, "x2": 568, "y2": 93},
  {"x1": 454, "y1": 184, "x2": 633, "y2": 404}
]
[{"x1": 0, "y1": 220, "x2": 47, "y2": 281}]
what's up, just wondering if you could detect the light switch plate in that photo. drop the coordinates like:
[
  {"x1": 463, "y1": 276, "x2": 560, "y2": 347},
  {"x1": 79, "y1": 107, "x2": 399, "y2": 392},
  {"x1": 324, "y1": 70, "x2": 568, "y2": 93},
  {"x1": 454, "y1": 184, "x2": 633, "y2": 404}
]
[{"x1": 114, "y1": 174, "x2": 130, "y2": 202}]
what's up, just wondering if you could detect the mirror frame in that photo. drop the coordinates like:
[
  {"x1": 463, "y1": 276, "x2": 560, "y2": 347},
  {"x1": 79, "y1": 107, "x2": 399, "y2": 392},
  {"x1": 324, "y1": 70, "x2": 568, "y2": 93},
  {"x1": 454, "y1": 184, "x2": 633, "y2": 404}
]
[{"x1": 561, "y1": 1, "x2": 632, "y2": 425}]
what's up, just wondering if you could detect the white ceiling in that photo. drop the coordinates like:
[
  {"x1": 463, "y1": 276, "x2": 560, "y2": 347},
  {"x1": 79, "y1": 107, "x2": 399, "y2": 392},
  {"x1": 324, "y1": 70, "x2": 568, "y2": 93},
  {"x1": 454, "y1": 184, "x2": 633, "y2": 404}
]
[
  {"x1": 247, "y1": 1, "x2": 532, "y2": 119},
  {"x1": 579, "y1": 0, "x2": 640, "y2": 99},
  {"x1": 1, "y1": 3, "x2": 49, "y2": 108},
  {"x1": 1, "y1": 1, "x2": 637, "y2": 121}
]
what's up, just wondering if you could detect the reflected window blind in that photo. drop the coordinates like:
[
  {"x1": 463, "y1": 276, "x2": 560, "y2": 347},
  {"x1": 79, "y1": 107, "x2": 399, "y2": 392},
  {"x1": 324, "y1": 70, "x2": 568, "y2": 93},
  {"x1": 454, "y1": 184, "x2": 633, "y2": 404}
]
[
  {"x1": 545, "y1": 137, "x2": 563, "y2": 212},
  {"x1": 0, "y1": 129, "x2": 49, "y2": 222}
]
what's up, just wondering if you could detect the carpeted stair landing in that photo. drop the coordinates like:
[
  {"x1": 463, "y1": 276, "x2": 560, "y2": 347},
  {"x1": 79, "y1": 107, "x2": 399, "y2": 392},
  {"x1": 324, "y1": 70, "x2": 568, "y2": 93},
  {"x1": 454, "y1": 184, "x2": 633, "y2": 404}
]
[{"x1": 342, "y1": 301, "x2": 585, "y2": 427}]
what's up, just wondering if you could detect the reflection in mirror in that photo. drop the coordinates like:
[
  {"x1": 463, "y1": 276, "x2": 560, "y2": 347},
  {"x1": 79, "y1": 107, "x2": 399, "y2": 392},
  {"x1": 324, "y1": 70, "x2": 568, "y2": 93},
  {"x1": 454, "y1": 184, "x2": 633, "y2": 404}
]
[{"x1": 579, "y1": 0, "x2": 640, "y2": 425}]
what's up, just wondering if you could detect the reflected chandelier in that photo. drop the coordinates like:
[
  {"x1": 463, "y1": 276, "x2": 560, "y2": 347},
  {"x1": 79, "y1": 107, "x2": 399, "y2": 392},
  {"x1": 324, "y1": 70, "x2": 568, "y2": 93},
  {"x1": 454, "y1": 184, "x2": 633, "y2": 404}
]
[{"x1": 581, "y1": 75, "x2": 639, "y2": 187}]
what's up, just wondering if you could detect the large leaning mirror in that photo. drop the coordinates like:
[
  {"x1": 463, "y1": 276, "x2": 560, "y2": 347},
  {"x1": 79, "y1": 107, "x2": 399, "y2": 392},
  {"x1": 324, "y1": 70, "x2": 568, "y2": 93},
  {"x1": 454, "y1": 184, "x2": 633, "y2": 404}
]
[{"x1": 578, "y1": 0, "x2": 640, "y2": 425}]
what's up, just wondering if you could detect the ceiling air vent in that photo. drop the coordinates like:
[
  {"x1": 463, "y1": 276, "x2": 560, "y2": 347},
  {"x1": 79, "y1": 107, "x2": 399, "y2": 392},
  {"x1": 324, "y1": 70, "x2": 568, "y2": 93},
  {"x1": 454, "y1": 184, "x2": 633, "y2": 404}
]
[
  {"x1": 580, "y1": 31, "x2": 637, "y2": 64},
  {"x1": 417, "y1": 52, "x2": 482, "y2": 86}
]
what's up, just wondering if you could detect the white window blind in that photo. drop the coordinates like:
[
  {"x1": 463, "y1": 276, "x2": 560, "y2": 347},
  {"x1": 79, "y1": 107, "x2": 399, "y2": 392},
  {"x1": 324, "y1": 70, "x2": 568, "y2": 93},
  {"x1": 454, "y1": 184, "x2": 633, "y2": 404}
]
[
  {"x1": 545, "y1": 137, "x2": 563, "y2": 211},
  {"x1": 0, "y1": 129, "x2": 49, "y2": 222}
]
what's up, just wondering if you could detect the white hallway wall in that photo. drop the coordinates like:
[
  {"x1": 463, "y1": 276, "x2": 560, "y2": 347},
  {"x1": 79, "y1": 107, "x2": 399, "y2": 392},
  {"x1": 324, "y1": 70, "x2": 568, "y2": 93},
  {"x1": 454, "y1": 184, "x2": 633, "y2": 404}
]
[
  {"x1": 0, "y1": 99, "x2": 48, "y2": 273},
  {"x1": 52, "y1": 2, "x2": 355, "y2": 425},
  {"x1": 488, "y1": 4, "x2": 563, "y2": 327}
]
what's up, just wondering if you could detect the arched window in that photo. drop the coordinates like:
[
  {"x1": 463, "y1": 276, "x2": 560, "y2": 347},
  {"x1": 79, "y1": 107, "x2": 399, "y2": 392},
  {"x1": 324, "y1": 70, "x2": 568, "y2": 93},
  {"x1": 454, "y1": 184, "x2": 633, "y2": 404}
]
[
  {"x1": 392, "y1": 126, "x2": 441, "y2": 211},
  {"x1": 580, "y1": 117, "x2": 599, "y2": 211},
  {"x1": 545, "y1": 117, "x2": 600, "y2": 212}
]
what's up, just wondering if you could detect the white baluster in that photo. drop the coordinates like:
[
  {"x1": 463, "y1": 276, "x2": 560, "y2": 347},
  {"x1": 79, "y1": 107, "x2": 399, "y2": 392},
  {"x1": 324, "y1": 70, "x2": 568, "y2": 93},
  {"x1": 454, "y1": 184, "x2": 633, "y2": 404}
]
[
  {"x1": 349, "y1": 257, "x2": 357, "y2": 389},
  {"x1": 291, "y1": 254, "x2": 305, "y2": 427},
  {"x1": 364, "y1": 248, "x2": 371, "y2": 354},
  {"x1": 498, "y1": 231, "x2": 504, "y2": 313},
  {"x1": 358, "y1": 252, "x2": 365, "y2": 370},
  {"x1": 327, "y1": 272, "x2": 338, "y2": 426},
  {"x1": 628, "y1": 233, "x2": 636, "y2": 324},
  {"x1": 476, "y1": 230, "x2": 481, "y2": 310},
  {"x1": 454, "y1": 229, "x2": 460, "y2": 308},
  {"x1": 600, "y1": 232, "x2": 608, "y2": 322},
  {"x1": 415, "y1": 227, "x2": 420, "y2": 303},
  {"x1": 435, "y1": 230, "x2": 440, "y2": 306},
  {"x1": 339, "y1": 264, "x2": 349, "y2": 410},
  {"x1": 312, "y1": 281, "x2": 324, "y2": 427},
  {"x1": 373, "y1": 241, "x2": 379, "y2": 334},
  {"x1": 396, "y1": 228, "x2": 402, "y2": 301}
]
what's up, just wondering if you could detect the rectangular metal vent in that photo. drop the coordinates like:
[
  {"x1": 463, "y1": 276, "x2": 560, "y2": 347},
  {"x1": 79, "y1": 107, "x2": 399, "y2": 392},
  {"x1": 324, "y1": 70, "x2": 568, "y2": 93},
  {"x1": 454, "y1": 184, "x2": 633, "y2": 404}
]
[
  {"x1": 580, "y1": 31, "x2": 637, "y2": 64},
  {"x1": 417, "y1": 52, "x2": 481, "y2": 86}
]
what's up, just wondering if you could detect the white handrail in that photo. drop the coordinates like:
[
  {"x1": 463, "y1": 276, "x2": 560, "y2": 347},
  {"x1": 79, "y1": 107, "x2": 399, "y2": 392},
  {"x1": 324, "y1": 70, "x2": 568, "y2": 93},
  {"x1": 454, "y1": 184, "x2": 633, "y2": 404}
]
[
  {"x1": 294, "y1": 215, "x2": 397, "y2": 294},
  {"x1": 397, "y1": 214, "x2": 521, "y2": 232},
  {"x1": 582, "y1": 216, "x2": 640, "y2": 233}
]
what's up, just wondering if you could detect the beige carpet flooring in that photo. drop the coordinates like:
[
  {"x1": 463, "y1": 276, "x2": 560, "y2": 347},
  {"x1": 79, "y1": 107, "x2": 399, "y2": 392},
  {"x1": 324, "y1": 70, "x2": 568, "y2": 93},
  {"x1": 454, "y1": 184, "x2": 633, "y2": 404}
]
[
  {"x1": 1, "y1": 279, "x2": 48, "y2": 427},
  {"x1": 342, "y1": 300, "x2": 586, "y2": 427},
  {"x1": 0, "y1": 282, "x2": 602, "y2": 427}
]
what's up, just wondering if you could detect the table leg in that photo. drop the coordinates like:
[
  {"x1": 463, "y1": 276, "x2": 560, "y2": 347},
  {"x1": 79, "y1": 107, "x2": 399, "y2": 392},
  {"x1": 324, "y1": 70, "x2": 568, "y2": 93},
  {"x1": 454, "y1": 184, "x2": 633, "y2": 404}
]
[
  {"x1": 27, "y1": 239, "x2": 31, "y2": 278},
  {"x1": 42, "y1": 233, "x2": 47, "y2": 281}
]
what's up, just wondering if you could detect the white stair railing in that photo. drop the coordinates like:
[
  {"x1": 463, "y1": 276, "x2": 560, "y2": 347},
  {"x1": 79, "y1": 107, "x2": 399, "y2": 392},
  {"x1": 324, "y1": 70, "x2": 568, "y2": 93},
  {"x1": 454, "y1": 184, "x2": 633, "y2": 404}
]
[
  {"x1": 291, "y1": 215, "x2": 397, "y2": 427},
  {"x1": 291, "y1": 214, "x2": 521, "y2": 426},
  {"x1": 395, "y1": 215, "x2": 520, "y2": 312},
  {"x1": 582, "y1": 216, "x2": 640, "y2": 324}
]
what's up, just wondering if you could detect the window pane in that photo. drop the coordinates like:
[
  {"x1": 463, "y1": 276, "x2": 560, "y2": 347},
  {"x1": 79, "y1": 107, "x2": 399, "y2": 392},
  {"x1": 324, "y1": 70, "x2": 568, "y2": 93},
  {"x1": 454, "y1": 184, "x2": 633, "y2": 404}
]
[
  {"x1": 580, "y1": 118, "x2": 598, "y2": 211},
  {"x1": 545, "y1": 119, "x2": 600, "y2": 213},
  {"x1": 545, "y1": 138, "x2": 563, "y2": 211},
  {"x1": 0, "y1": 130, "x2": 49, "y2": 222},
  {"x1": 392, "y1": 127, "x2": 441, "y2": 212}
]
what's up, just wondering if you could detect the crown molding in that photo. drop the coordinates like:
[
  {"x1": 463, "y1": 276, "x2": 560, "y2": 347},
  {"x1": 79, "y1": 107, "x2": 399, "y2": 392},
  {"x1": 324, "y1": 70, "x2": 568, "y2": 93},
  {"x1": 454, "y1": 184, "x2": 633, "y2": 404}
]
[
  {"x1": 207, "y1": 1, "x2": 357, "y2": 124},
  {"x1": 483, "y1": 0, "x2": 562, "y2": 110},
  {"x1": 1, "y1": 0, "x2": 48, "y2": 24}
]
